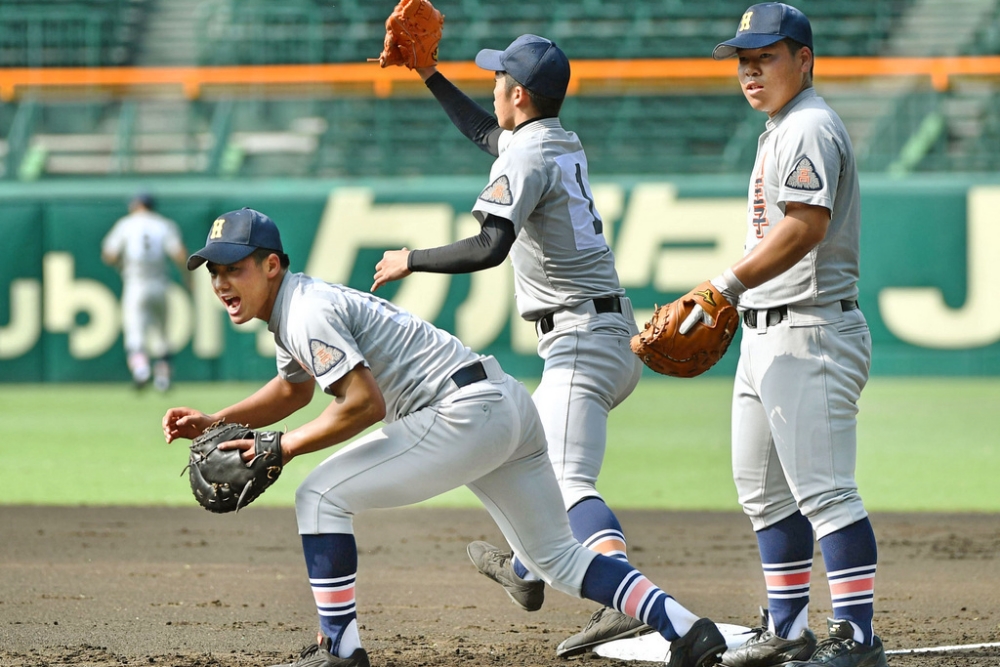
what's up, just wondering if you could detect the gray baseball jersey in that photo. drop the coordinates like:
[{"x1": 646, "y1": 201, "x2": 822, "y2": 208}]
[
  {"x1": 267, "y1": 272, "x2": 480, "y2": 421},
  {"x1": 739, "y1": 88, "x2": 861, "y2": 310},
  {"x1": 732, "y1": 86, "x2": 871, "y2": 539},
  {"x1": 102, "y1": 210, "x2": 184, "y2": 284},
  {"x1": 471, "y1": 118, "x2": 624, "y2": 321},
  {"x1": 269, "y1": 270, "x2": 600, "y2": 598}
]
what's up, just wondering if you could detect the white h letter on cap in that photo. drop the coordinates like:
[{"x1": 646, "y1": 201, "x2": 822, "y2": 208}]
[{"x1": 210, "y1": 219, "x2": 226, "y2": 239}]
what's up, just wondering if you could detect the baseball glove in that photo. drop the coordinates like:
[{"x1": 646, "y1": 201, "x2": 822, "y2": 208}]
[
  {"x1": 184, "y1": 421, "x2": 283, "y2": 513},
  {"x1": 630, "y1": 281, "x2": 741, "y2": 378},
  {"x1": 369, "y1": 0, "x2": 444, "y2": 69}
]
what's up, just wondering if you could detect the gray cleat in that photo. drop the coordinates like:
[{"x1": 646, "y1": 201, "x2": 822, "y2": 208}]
[
  {"x1": 556, "y1": 606, "x2": 654, "y2": 657},
  {"x1": 466, "y1": 540, "x2": 545, "y2": 612},
  {"x1": 269, "y1": 637, "x2": 370, "y2": 667}
]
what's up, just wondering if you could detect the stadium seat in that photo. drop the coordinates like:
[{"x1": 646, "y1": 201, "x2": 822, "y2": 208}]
[
  {"x1": 0, "y1": 0, "x2": 148, "y2": 67},
  {"x1": 8, "y1": 0, "x2": 1000, "y2": 179}
]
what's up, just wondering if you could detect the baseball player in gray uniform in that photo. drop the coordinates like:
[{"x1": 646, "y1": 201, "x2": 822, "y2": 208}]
[
  {"x1": 161, "y1": 208, "x2": 727, "y2": 667},
  {"x1": 696, "y1": 5, "x2": 885, "y2": 667},
  {"x1": 101, "y1": 192, "x2": 188, "y2": 391},
  {"x1": 371, "y1": 34, "x2": 647, "y2": 656}
]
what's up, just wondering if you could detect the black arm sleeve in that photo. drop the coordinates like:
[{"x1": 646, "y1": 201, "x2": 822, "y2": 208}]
[
  {"x1": 424, "y1": 71, "x2": 502, "y2": 157},
  {"x1": 407, "y1": 214, "x2": 515, "y2": 274}
]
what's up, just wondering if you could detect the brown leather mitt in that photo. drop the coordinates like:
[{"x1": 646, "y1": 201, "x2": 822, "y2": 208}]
[
  {"x1": 630, "y1": 281, "x2": 740, "y2": 378},
  {"x1": 370, "y1": 0, "x2": 445, "y2": 69}
]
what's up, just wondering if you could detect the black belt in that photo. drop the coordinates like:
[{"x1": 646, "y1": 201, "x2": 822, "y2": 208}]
[
  {"x1": 537, "y1": 297, "x2": 622, "y2": 335},
  {"x1": 450, "y1": 361, "x2": 487, "y2": 388},
  {"x1": 743, "y1": 299, "x2": 858, "y2": 329}
]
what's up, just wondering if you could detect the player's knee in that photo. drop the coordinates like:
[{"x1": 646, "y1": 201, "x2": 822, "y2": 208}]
[
  {"x1": 294, "y1": 480, "x2": 321, "y2": 511},
  {"x1": 802, "y1": 492, "x2": 868, "y2": 539},
  {"x1": 295, "y1": 482, "x2": 353, "y2": 534}
]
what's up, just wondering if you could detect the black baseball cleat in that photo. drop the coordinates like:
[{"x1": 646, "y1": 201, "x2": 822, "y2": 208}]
[
  {"x1": 466, "y1": 540, "x2": 545, "y2": 612},
  {"x1": 556, "y1": 606, "x2": 654, "y2": 657},
  {"x1": 783, "y1": 619, "x2": 888, "y2": 667},
  {"x1": 720, "y1": 625, "x2": 818, "y2": 666},
  {"x1": 269, "y1": 637, "x2": 370, "y2": 667},
  {"x1": 667, "y1": 617, "x2": 728, "y2": 667}
]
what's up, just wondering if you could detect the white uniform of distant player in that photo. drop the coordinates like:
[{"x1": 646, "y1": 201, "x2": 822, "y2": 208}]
[{"x1": 102, "y1": 197, "x2": 186, "y2": 390}]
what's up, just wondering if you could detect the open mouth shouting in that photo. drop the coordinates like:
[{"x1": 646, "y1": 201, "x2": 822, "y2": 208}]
[{"x1": 220, "y1": 294, "x2": 242, "y2": 316}]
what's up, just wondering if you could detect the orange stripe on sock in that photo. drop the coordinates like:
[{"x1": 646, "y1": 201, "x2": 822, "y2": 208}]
[
  {"x1": 591, "y1": 537, "x2": 627, "y2": 556},
  {"x1": 313, "y1": 588, "x2": 354, "y2": 605},
  {"x1": 623, "y1": 578, "x2": 654, "y2": 618},
  {"x1": 765, "y1": 571, "x2": 811, "y2": 587},
  {"x1": 830, "y1": 578, "x2": 874, "y2": 596}
]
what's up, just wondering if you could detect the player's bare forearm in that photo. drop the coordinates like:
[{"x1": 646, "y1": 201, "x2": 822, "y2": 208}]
[
  {"x1": 281, "y1": 365, "x2": 387, "y2": 461},
  {"x1": 172, "y1": 249, "x2": 193, "y2": 289},
  {"x1": 162, "y1": 377, "x2": 312, "y2": 443},
  {"x1": 214, "y1": 376, "x2": 314, "y2": 431},
  {"x1": 731, "y1": 202, "x2": 829, "y2": 288},
  {"x1": 101, "y1": 250, "x2": 120, "y2": 268},
  {"x1": 372, "y1": 248, "x2": 411, "y2": 291}
]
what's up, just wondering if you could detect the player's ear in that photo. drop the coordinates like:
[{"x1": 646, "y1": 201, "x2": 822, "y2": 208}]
[
  {"x1": 511, "y1": 85, "x2": 532, "y2": 111},
  {"x1": 265, "y1": 252, "x2": 282, "y2": 277},
  {"x1": 798, "y1": 45, "x2": 813, "y2": 73}
]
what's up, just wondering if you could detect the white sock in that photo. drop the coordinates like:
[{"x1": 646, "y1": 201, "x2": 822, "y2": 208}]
[
  {"x1": 664, "y1": 597, "x2": 701, "y2": 637},
  {"x1": 847, "y1": 619, "x2": 864, "y2": 643},
  {"x1": 335, "y1": 619, "x2": 361, "y2": 658},
  {"x1": 784, "y1": 606, "x2": 810, "y2": 639}
]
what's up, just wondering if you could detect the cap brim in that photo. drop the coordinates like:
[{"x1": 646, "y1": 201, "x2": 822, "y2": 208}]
[
  {"x1": 475, "y1": 48, "x2": 505, "y2": 71},
  {"x1": 186, "y1": 242, "x2": 255, "y2": 270},
  {"x1": 713, "y1": 33, "x2": 784, "y2": 60}
]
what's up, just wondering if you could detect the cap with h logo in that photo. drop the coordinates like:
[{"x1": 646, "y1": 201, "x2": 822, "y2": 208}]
[
  {"x1": 187, "y1": 207, "x2": 284, "y2": 270},
  {"x1": 475, "y1": 34, "x2": 571, "y2": 100},
  {"x1": 713, "y1": 3, "x2": 813, "y2": 60}
]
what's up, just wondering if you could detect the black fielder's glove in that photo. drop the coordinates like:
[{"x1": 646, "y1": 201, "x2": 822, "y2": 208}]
[{"x1": 184, "y1": 421, "x2": 283, "y2": 513}]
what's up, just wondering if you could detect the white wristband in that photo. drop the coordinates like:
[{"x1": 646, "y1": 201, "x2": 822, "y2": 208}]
[{"x1": 711, "y1": 268, "x2": 748, "y2": 298}]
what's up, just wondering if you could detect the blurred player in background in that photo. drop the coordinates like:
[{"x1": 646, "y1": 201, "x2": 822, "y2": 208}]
[
  {"x1": 703, "y1": 5, "x2": 886, "y2": 667},
  {"x1": 372, "y1": 34, "x2": 649, "y2": 656},
  {"x1": 101, "y1": 191, "x2": 188, "y2": 391}
]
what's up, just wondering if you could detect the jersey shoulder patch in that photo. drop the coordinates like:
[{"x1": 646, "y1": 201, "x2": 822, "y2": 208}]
[
  {"x1": 785, "y1": 156, "x2": 823, "y2": 191},
  {"x1": 478, "y1": 175, "x2": 514, "y2": 206},
  {"x1": 309, "y1": 339, "x2": 345, "y2": 376}
]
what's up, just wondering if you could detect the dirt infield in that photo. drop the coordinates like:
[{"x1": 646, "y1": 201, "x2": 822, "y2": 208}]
[{"x1": 1, "y1": 507, "x2": 997, "y2": 667}]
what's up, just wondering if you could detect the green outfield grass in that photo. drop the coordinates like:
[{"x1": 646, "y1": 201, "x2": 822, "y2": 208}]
[{"x1": 3, "y1": 377, "x2": 998, "y2": 511}]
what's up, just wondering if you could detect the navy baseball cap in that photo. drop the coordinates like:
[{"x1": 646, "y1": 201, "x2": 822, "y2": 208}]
[
  {"x1": 131, "y1": 190, "x2": 155, "y2": 209},
  {"x1": 187, "y1": 207, "x2": 284, "y2": 270},
  {"x1": 713, "y1": 3, "x2": 813, "y2": 60},
  {"x1": 475, "y1": 34, "x2": 571, "y2": 100}
]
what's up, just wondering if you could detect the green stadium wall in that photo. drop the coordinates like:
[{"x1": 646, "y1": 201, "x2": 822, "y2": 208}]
[{"x1": 1, "y1": 174, "x2": 999, "y2": 382}]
